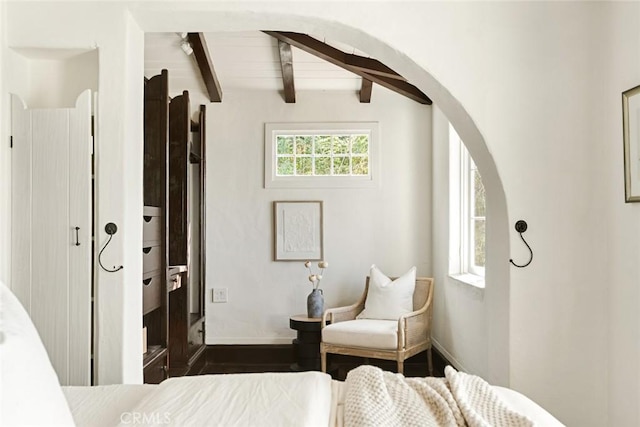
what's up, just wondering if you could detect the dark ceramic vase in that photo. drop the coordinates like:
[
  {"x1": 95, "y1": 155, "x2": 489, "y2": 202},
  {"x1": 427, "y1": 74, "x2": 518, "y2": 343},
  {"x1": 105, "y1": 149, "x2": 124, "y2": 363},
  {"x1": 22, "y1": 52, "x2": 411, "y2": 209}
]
[{"x1": 307, "y1": 288, "x2": 324, "y2": 318}]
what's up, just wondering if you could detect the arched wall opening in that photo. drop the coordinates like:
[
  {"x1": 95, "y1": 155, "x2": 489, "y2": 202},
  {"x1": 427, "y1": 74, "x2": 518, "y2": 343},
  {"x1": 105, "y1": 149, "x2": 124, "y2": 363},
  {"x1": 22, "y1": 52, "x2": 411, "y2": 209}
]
[
  {"x1": 133, "y1": 8, "x2": 511, "y2": 386},
  {"x1": 133, "y1": 8, "x2": 510, "y2": 385}
]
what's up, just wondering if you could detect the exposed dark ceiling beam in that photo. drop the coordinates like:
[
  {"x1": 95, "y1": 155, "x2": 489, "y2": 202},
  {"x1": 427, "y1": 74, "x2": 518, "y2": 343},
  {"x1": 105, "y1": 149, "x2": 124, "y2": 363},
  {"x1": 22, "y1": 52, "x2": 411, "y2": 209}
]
[
  {"x1": 360, "y1": 79, "x2": 373, "y2": 103},
  {"x1": 364, "y1": 73, "x2": 431, "y2": 105},
  {"x1": 187, "y1": 33, "x2": 222, "y2": 103},
  {"x1": 345, "y1": 55, "x2": 406, "y2": 81},
  {"x1": 277, "y1": 40, "x2": 296, "y2": 103},
  {"x1": 263, "y1": 31, "x2": 431, "y2": 105}
]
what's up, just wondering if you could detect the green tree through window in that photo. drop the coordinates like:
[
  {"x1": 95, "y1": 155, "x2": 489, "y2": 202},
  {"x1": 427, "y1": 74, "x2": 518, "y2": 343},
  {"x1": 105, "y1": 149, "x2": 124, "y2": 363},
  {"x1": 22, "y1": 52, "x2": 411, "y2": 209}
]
[{"x1": 275, "y1": 133, "x2": 370, "y2": 177}]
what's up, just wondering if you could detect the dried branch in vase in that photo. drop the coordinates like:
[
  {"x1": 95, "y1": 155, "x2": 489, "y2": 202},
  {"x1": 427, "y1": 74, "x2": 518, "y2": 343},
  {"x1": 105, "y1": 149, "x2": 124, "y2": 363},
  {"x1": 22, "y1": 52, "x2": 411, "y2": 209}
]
[{"x1": 304, "y1": 260, "x2": 329, "y2": 290}]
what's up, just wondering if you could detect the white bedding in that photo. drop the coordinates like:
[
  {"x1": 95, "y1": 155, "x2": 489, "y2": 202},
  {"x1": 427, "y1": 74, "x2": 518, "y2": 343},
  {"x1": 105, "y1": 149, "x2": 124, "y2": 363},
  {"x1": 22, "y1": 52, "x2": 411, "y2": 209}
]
[
  {"x1": 63, "y1": 372, "x2": 562, "y2": 427},
  {"x1": 120, "y1": 371, "x2": 332, "y2": 427},
  {"x1": 1, "y1": 281, "x2": 75, "y2": 426},
  {"x1": 343, "y1": 365, "x2": 534, "y2": 427},
  {"x1": 63, "y1": 384, "x2": 155, "y2": 426},
  {"x1": 66, "y1": 377, "x2": 342, "y2": 427}
]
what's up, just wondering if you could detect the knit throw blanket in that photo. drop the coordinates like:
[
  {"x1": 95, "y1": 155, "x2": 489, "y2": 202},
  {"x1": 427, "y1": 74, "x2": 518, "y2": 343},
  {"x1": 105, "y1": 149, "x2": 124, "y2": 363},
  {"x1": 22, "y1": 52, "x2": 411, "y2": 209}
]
[{"x1": 344, "y1": 365, "x2": 534, "y2": 427}]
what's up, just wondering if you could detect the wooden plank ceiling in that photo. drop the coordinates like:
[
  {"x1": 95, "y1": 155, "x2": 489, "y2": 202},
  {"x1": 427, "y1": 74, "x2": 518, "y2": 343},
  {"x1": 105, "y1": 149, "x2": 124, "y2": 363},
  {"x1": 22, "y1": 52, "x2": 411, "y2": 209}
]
[{"x1": 144, "y1": 31, "x2": 430, "y2": 105}]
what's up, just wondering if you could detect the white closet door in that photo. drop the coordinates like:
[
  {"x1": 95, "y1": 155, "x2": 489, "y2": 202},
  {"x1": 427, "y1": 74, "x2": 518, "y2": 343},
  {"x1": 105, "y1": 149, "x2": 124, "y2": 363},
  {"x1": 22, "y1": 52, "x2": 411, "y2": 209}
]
[
  {"x1": 67, "y1": 92, "x2": 92, "y2": 386},
  {"x1": 11, "y1": 91, "x2": 92, "y2": 386},
  {"x1": 10, "y1": 96, "x2": 32, "y2": 310}
]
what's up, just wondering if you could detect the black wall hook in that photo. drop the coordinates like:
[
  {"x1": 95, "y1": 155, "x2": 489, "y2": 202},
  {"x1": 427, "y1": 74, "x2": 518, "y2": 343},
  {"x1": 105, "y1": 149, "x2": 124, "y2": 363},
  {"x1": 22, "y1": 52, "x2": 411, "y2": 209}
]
[
  {"x1": 510, "y1": 220, "x2": 533, "y2": 268},
  {"x1": 99, "y1": 222, "x2": 123, "y2": 273}
]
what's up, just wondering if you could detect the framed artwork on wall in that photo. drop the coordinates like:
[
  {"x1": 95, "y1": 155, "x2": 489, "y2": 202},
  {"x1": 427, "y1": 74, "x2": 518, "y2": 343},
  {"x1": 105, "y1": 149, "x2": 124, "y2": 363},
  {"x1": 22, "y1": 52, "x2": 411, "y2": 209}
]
[
  {"x1": 623, "y1": 84, "x2": 640, "y2": 202},
  {"x1": 273, "y1": 201, "x2": 323, "y2": 261}
]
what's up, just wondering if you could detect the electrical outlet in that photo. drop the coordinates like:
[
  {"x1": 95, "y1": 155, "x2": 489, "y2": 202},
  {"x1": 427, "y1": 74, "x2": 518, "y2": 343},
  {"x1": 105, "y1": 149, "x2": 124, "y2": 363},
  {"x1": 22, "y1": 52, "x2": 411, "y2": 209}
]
[{"x1": 212, "y1": 288, "x2": 228, "y2": 303}]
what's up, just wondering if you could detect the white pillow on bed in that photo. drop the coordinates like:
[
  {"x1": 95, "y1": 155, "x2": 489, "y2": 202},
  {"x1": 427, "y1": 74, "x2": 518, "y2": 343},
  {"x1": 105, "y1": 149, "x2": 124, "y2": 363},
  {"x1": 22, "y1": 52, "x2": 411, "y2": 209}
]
[
  {"x1": 0, "y1": 281, "x2": 75, "y2": 426},
  {"x1": 356, "y1": 265, "x2": 416, "y2": 320}
]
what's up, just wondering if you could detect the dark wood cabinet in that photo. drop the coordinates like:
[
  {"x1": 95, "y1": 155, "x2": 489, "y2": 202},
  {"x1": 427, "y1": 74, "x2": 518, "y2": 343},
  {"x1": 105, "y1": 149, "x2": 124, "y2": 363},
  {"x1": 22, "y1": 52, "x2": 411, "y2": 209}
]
[
  {"x1": 169, "y1": 91, "x2": 190, "y2": 267},
  {"x1": 142, "y1": 70, "x2": 170, "y2": 383},
  {"x1": 188, "y1": 105, "x2": 207, "y2": 351},
  {"x1": 143, "y1": 73, "x2": 206, "y2": 381},
  {"x1": 167, "y1": 99, "x2": 206, "y2": 376}
]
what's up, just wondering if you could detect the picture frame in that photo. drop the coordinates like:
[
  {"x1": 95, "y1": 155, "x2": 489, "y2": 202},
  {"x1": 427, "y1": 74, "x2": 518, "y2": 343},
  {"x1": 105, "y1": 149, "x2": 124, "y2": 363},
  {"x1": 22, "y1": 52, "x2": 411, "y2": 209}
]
[
  {"x1": 273, "y1": 201, "x2": 323, "y2": 261},
  {"x1": 623, "y1": 84, "x2": 640, "y2": 202}
]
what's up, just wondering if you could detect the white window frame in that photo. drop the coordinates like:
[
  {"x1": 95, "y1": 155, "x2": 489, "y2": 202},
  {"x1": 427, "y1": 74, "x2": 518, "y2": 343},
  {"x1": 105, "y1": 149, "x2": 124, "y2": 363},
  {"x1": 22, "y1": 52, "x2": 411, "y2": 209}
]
[
  {"x1": 449, "y1": 124, "x2": 485, "y2": 287},
  {"x1": 264, "y1": 122, "x2": 379, "y2": 189},
  {"x1": 462, "y1": 150, "x2": 485, "y2": 277}
]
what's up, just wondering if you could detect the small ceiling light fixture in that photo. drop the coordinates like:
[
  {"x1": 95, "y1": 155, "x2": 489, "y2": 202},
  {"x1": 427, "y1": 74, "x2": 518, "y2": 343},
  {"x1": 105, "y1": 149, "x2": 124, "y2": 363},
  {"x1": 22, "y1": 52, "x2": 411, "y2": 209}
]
[
  {"x1": 177, "y1": 32, "x2": 193, "y2": 56},
  {"x1": 180, "y1": 39, "x2": 193, "y2": 56}
]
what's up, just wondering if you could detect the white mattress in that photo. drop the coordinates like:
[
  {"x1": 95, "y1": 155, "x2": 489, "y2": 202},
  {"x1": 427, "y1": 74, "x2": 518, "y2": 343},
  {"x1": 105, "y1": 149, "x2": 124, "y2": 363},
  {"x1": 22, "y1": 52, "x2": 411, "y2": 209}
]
[{"x1": 63, "y1": 384, "x2": 155, "y2": 427}]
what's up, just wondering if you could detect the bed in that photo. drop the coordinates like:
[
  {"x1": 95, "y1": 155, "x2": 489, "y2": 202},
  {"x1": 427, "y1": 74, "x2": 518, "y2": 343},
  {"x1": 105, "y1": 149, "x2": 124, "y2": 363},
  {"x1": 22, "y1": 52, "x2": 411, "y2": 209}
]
[{"x1": 0, "y1": 281, "x2": 564, "y2": 426}]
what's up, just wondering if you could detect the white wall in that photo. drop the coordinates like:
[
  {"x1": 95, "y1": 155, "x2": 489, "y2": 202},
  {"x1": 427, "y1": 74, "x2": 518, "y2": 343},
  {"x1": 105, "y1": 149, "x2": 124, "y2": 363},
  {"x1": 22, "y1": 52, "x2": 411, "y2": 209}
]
[
  {"x1": 5, "y1": 48, "x2": 99, "y2": 109},
  {"x1": 205, "y1": 88, "x2": 431, "y2": 343},
  {"x1": 24, "y1": 50, "x2": 98, "y2": 109},
  {"x1": 120, "y1": 11, "x2": 145, "y2": 383},
  {"x1": 410, "y1": 3, "x2": 638, "y2": 425},
  {"x1": 431, "y1": 105, "x2": 488, "y2": 375},
  {"x1": 599, "y1": 5, "x2": 640, "y2": 426}
]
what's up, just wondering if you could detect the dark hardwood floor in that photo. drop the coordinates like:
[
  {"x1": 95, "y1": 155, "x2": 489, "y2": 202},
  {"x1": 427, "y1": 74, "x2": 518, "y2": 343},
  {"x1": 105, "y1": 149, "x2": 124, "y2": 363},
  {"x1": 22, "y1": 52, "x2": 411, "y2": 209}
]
[{"x1": 185, "y1": 345, "x2": 449, "y2": 380}]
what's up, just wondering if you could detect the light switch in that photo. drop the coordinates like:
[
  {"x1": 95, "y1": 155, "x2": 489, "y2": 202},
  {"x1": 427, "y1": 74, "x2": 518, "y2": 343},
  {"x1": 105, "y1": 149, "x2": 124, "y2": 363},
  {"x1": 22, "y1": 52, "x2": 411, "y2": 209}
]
[{"x1": 212, "y1": 288, "x2": 228, "y2": 303}]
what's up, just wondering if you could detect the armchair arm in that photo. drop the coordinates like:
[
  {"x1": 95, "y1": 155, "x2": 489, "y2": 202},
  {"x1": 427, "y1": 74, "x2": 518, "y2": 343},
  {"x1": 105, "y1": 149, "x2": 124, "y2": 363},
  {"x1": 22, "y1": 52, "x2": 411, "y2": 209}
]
[
  {"x1": 322, "y1": 300, "x2": 364, "y2": 329},
  {"x1": 398, "y1": 309, "x2": 429, "y2": 349},
  {"x1": 321, "y1": 281, "x2": 369, "y2": 329},
  {"x1": 397, "y1": 288, "x2": 434, "y2": 349}
]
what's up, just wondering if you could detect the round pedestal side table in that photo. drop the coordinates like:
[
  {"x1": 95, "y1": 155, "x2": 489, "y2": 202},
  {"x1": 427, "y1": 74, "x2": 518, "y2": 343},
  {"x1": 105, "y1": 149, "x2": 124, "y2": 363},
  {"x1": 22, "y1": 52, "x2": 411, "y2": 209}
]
[{"x1": 289, "y1": 314, "x2": 325, "y2": 371}]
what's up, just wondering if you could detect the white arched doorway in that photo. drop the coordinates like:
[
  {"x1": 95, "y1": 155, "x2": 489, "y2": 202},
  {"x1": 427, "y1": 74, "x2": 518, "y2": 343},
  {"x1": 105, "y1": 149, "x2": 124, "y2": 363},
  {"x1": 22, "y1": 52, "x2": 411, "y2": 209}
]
[{"x1": 133, "y1": 5, "x2": 510, "y2": 386}]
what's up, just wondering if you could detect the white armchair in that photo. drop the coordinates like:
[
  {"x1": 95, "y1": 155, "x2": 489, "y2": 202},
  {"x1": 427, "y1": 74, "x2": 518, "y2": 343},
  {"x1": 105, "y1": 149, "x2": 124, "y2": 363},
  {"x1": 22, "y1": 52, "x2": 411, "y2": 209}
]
[{"x1": 320, "y1": 276, "x2": 434, "y2": 375}]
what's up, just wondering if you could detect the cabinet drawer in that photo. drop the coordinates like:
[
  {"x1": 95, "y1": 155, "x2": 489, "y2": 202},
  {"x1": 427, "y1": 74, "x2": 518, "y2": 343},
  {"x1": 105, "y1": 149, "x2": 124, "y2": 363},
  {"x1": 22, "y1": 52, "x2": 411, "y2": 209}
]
[
  {"x1": 142, "y1": 246, "x2": 161, "y2": 273},
  {"x1": 143, "y1": 214, "x2": 162, "y2": 247},
  {"x1": 142, "y1": 273, "x2": 162, "y2": 315},
  {"x1": 167, "y1": 272, "x2": 182, "y2": 292},
  {"x1": 143, "y1": 354, "x2": 167, "y2": 384}
]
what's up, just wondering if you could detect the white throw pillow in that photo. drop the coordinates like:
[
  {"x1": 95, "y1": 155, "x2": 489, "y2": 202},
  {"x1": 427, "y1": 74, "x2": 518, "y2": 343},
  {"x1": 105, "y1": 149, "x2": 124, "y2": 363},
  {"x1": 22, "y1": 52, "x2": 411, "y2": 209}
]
[{"x1": 356, "y1": 265, "x2": 416, "y2": 320}]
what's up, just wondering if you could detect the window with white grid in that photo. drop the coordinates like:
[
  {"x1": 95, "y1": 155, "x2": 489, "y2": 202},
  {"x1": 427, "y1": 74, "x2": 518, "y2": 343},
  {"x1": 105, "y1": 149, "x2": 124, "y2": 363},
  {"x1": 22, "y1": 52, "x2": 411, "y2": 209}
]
[{"x1": 265, "y1": 122, "x2": 379, "y2": 188}]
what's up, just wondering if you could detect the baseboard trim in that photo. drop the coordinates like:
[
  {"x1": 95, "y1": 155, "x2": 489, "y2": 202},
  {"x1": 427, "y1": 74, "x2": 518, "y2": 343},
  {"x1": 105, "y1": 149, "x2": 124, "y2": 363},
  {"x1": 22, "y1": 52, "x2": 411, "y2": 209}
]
[{"x1": 432, "y1": 339, "x2": 468, "y2": 373}]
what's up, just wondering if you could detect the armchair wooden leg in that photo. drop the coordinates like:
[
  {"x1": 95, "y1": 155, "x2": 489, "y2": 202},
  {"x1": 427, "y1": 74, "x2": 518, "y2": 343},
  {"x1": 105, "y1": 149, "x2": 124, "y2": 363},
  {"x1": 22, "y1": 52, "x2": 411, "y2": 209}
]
[
  {"x1": 321, "y1": 351, "x2": 327, "y2": 373},
  {"x1": 397, "y1": 360, "x2": 404, "y2": 375},
  {"x1": 427, "y1": 348, "x2": 433, "y2": 376}
]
